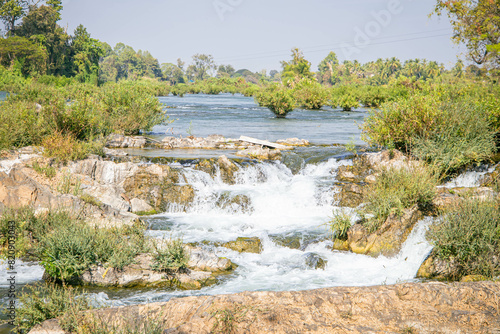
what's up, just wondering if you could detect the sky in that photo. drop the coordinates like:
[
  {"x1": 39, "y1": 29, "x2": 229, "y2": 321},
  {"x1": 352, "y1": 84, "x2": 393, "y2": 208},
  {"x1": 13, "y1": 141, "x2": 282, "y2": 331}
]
[{"x1": 59, "y1": 0, "x2": 464, "y2": 73}]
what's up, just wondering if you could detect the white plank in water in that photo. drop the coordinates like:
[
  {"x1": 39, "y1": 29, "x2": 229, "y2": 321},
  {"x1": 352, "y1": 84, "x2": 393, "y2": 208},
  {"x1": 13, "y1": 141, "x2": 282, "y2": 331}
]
[{"x1": 239, "y1": 136, "x2": 290, "y2": 150}]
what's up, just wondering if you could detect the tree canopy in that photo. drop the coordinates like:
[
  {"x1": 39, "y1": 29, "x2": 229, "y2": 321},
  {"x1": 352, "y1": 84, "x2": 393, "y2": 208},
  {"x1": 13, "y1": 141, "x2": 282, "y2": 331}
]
[{"x1": 433, "y1": 0, "x2": 500, "y2": 67}]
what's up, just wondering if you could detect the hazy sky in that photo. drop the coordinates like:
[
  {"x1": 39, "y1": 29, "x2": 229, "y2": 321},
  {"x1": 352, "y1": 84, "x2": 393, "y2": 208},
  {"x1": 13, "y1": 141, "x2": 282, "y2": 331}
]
[{"x1": 60, "y1": 0, "x2": 463, "y2": 72}]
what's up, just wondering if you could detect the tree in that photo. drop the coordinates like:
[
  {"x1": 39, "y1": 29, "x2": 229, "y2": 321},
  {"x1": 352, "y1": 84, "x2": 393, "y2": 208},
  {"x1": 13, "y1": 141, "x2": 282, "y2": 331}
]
[
  {"x1": 161, "y1": 62, "x2": 184, "y2": 84},
  {"x1": 70, "y1": 24, "x2": 104, "y2": 83},
  {"x1": 217, "y1": 64, "x2": 235, "y2": 78},
  {"x1": 281, "y1": 48, "x2": 314, "y2": 85},
  {"x1": 317, "y1": 51, "x2": 339, "y2": 85},
  {"x1": 0, "y1": 0, "x2": 27, "y2": 34},
  {"x1": 15, "y1": 4, "x2": 70, "y2": 75},
  {"x1": 188, "y1": 53, "x2": 216, "y2": 81},
  {"x1": 46, "y1": 0, "x2": 62, "y2": 20},
  {"x1": 433, "y1": 0, "x2": 500, "y2": 67},
  {"x1": 0, "y1": 35, "x2": 46, "y2": 74}
]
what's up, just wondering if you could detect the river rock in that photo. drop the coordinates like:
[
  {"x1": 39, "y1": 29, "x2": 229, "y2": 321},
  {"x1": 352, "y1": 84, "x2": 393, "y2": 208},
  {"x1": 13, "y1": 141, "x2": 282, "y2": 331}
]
[
  {"x1": 30, "y1": 282, "x2": 500, "y2": 333},
  {"x1": 417, "y1": 252, "x2": 462, "y2": 280},
  {"x1": 79, "y1": 253, "x2": 221, "y2": 289},
  {"x1": 270, "y1": 232, "x2": 326, "y2": 251},
  {"x1": 433, "y1": 186, "x2": 498, "y2": 210},
  {"x1": 195, "y1": 155, "x2": 239, "y2": 184},
  {"x1": 236, "y1": 147, "x2": 281, "y2": 160},
  {"x1": 106, "y1": 134, "x2": 147, "y2": 148},
  {"x1": 334, "y1": 182, "x2": 364, "y2": 208},
  {"x1": 347, "y1": 205, "x2": 422, "y2": 257},
  {"x1": 216, "y1": 193, "x2": 253, "y2": 214},
  {"x1": 223, "y1": 237, "x2": 263, "y2": 254},
  {"x1": 276, "y1": 138, "x2": 310, "y2": 146},
  {"x1": 303, "y1": 253, "x2": 327, "y2": 270},
  {"x1": 187, "y1": 248, "x2": 234, "y2": 272},
  {"x1": 130, "y1": 198, "x2": 154, "y2": 213}
]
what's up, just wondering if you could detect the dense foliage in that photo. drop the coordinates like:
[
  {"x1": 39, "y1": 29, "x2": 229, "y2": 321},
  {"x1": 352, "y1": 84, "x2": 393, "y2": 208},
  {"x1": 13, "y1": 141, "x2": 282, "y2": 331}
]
[{"x1": 429, "y1": 198, "x2": 500, "y2": 279}]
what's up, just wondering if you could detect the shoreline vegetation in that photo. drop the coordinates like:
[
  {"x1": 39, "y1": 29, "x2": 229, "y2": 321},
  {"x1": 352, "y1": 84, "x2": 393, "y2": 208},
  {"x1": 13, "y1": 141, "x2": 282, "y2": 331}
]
[{"x1": 0, "y1": 0, "x2": 499, "y2": 332}]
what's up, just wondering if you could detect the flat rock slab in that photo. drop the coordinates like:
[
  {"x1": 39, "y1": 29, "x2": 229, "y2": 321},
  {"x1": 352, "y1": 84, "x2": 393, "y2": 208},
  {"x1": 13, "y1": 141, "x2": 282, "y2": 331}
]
[{"x1": 31, "y1": 282, "x2": 500, "y2": 333}]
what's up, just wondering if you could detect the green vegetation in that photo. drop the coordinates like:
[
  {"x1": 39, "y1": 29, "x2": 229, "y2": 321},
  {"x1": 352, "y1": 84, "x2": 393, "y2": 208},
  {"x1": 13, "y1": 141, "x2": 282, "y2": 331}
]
[
  {"x1": 14, "y1": 283, "x2": 93, "y2": 333},
  {"x1": 151, "y1": 237, "x2": 189, "y2": 272},
  {"x1": 41, "y1": 221, "x2": 148, "y2": 282},
  {"x1": 362, "y1": 82, "x2": 500, "y2": 175},
  {"x1": 0, "y1": 208, "x2": 149, "y2": 282},
  {"x1": 327, "y1": 209, "x2": 352, "y2": 240},
  {"x1": 254, "y1": 83, "x2": 295, "y2": 117},
  {"x1": 362, "y1": 165, "x2": 437, "y2": 233},
  {"x1": 429, "y1": 198, "x2": 500, "y2": 279},
  {"x1": 31, "y1": 160, "x2": 56, "y2": 179}
]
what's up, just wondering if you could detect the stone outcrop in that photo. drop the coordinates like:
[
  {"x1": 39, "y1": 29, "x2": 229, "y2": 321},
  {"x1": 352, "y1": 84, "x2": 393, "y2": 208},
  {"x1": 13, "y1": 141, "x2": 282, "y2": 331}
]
[
  {"x1": 223, "y1": 237, "x2": 263, "y2": 254},
  {"x1": 105, "y1": 134, "x2": 148, "y2": 148},
  {"x1": 30, "y1": 282, "x2": 500, "y2": 333},
  {"x1": 433, "y1": 186, "x2": 498, "y2": 210},
  {"x1": 79, "y1": 248, "x2": 234, "y2": 289},
  {"x1": 236, "y1": 146, "x2": 281, "y2": 160},
  {"x1": 276, "y1": 138, "x2": 310, "y2": 146},
  {"x1": 343, "y1": 206, "x2": 422, "y2": 257},
  {"x1": 195, "y1": 155, "x2": 239, "y2": 184}
]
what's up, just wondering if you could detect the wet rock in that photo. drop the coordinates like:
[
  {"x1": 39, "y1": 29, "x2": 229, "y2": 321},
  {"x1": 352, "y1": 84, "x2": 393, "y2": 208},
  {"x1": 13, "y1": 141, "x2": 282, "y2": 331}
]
[
  {"x1": 122, "y1": 164, "x2": 194, "y2": 212},
  {"x1": 187, "y1": 248, "x2": 234, "y2": 272},
  {"x1": 216, "y1": 193, "x2": 253, "y2": 214},
  {"x1": 334, "y1": 183, "x2": 364, "y2": 208},
  {"x1": 130, "y1": 198, "x2": 154, "y2": 213},
  {"x1": 79, "y1": 253, "x2": 218, "y2": 289},
  {"x1": 303, "y1": 253, "x2": 327, "y2": 270},
  {"x1": 363, "y1": 149, "x2": 420, "y2": 171},
  {"x1": 223, "y1": 237, "x2": 263, "y2": 254},
  {"x1": 32, "y1": 282, "x2": 500, "y2": 333},
  {"x1": 106, "y1": 134, "x2": 147, "y2": 148},
  {"x1": 236, "y1": 146, "x2": 281, "y2": 160},
  {"x1": 417, "y1": 252, "x2": 462, "y2": 280},
  {"x1": 347, "y1": 205, "x2": 422, "y2": 257},
  {"x1": 270, "y1": 232, "x2": 326, "y2": 251},
  {"x1": 433, "y1": 186, "x2": 497, "y2": 210},
  {"x1": 162, "y1": 135, "x2": 232, "y2": 149},
  {"x1": 276, "y1": 138, "x2": 310, "y2": 146},
  {"x1": 103, "y1": 147, "x2": 128, "y2": 157},
  {"x1": 217, "y1": 155, "x2": 239, "y2": 184}
]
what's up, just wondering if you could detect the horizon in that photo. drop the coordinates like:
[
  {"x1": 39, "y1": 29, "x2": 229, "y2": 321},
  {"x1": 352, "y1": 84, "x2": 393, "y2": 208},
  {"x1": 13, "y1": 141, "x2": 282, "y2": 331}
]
[{"x1": 59, "y1": 0, "x2": 465, "y2": 73}]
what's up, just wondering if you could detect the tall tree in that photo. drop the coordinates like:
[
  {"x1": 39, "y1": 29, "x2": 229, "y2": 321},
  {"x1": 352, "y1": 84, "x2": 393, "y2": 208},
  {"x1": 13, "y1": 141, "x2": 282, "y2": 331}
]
[
  {"x1": 433, "y1": 0, "x2": 500, "y2": 67},
  {"x1": 317, "y1": 52, "x2": 339, "y2": 85},
  {"x1": 188, "y1": 53, "x2": 216, "y2": 81},
  {"x1": 0, "y1": 35, "x2": 46, "y2": 74},
  {"x1": 0, "y1": 0, "x2": 27, "y2": 34},
  {"x1": 70, "y1": 24, "x2": 104, "y2": 83},
  {"x1": 15, "y1": 4, "x2": 70, "y2": 75},
  {"x1": 281, "y1": 48, "x2": 314, "y2": 85}
]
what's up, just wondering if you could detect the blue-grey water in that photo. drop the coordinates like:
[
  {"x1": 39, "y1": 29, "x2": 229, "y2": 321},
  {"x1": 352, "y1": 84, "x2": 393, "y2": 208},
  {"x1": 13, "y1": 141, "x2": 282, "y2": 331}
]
[{"x1": 153, "y1": 94, "x2": 367, "y2": 145}]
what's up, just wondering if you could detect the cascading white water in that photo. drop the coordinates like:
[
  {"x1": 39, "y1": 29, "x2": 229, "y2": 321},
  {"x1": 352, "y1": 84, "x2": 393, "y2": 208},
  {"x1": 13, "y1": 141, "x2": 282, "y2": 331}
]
[
  {"x1": 127, "y1": 158, "x2": 434, "y2": 306},
  {"x1": 0, "y1": 158, "x2": 435, "y2": 308}
]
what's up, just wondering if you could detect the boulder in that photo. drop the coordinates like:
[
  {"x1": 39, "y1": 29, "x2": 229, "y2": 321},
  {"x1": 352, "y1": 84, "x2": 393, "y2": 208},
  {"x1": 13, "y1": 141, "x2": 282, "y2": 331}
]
[
  {"x1": 303, "y1": 253, "x2": 327, "y2": 270},
  {"x1": 347, "y1": 206, "x2": 422, "y2": 257},
  {"x1": 187, "y1": 248, "x2": 234, "y2": 272},
  {"x1": 106, "y1": 134, "x2": 147, "y2": 148},
  {"x1": 276, "y1": 138, "x2": 310, "y2": 146},
  {"x1": 130, "y1": 198, "x2": 154, "y2": 213},
  {"x1": 79, "y1": 252, "x2": 232, "y2": 289},
  {"x1": 236, "y1": 147, "x2": 281, "y2": 160},
  {"x1": 223, "y1": 237, "x2": 263, "y2": 254}
]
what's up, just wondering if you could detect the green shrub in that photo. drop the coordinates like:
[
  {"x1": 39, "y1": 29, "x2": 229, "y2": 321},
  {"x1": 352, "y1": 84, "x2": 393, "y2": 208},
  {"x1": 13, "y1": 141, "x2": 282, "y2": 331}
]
[
  {"x1": 362, "y1": 165, "x2": 437, "y2": 233},
  {"x1": 362, "y1": 92, "x2": 441, "y2": 149},
  {"x1": 0, "y1": 208, "x2": 74, "y2": 259},
  {"x1": 412, "y1": 102, "x2": 496, "y2": 175},
  {"x1": 329, "y1": 86, "x2": 360, "y2": 111},
  {"x1": 254, "y1": 84, "x2": 295, "y2": 117},
  {"x1": 292, "y1": 79, "x2": 327, "y2": 110},
  {"x1": 327, "y1": 209, "x2": 352, "y2": 240},
  {"x1": 40, "y1": 221, "x2": 148, "y2": 282},
  {"x1": 14, "y1": 283, "x2": 93, "y2": 333},
  {"x1": 429, "y1": 198, "x2": 500, "y2": 279},
  {"x1": 43, "y1": 132, "x2": 105, "y2": 163},
  {"x1": 151, "y1": 238, "x2": 189, "y2": 272},
  {"x1": 99, "y1": 83, "x2": 166, "y2": 135}
]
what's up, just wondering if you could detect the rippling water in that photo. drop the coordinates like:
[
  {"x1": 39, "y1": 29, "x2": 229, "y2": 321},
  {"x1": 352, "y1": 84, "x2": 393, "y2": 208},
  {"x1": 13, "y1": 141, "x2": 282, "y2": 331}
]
[{"x1": 153, "y1": 94, "x2": 368, "y2": 145}]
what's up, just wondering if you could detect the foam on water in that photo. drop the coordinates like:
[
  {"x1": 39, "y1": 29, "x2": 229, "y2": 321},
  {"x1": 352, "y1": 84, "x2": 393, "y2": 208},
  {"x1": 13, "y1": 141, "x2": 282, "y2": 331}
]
[
  {"x1": 0, "y1": 260, "x2": 44, "y2": 287},
  {"x1": 107, "y1": 158, "x2": 433, "y2": 307}
]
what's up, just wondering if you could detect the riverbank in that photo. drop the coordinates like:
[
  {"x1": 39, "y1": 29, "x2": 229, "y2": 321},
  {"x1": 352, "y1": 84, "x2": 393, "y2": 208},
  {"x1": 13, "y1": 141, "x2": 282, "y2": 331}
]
[{"x1": 29, "y1": 281, "x2": 500, "y2": 333}]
